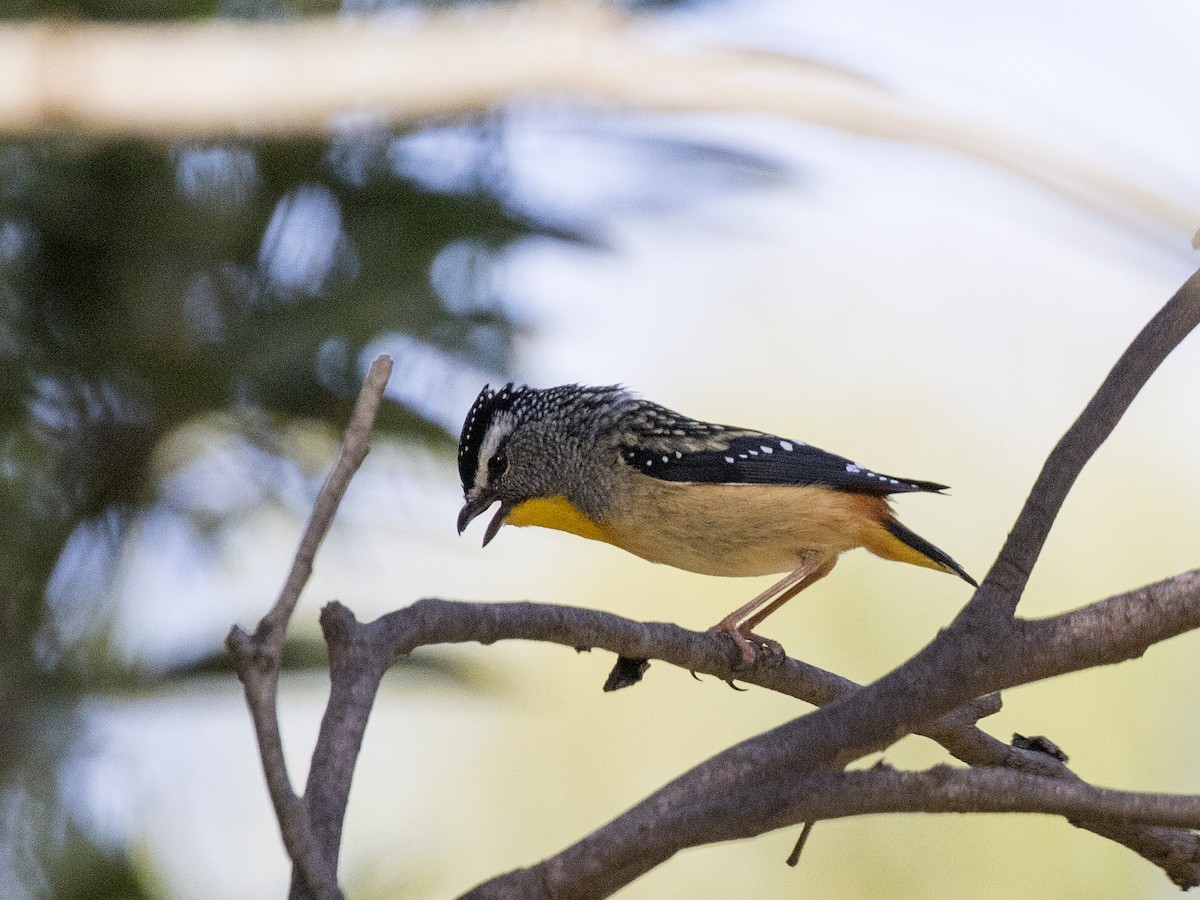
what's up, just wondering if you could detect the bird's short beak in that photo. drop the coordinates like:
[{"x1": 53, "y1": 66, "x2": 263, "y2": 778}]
[
  {"x1": 457, "y1": 495, "x2": 491, "y2": 535},
  {"x1": 457, "y1": 495, "x2": 511, "y2": 547},
  {"x1": 482, "y1": 503, "x2": 510, "y2": 547}
]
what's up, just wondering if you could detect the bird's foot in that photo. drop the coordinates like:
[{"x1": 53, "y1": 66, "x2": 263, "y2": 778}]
[
  {"x1": 708, "y1": 622, "x2": 786, "y2": 669},
  {"x1": 741, "y1": 629, "x2": 786, "y2": 667}
]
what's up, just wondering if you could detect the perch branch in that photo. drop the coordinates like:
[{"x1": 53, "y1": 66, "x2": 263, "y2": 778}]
[
  {"x1": 368, "y1": 570, "x2": 1200, "y2": 891},
  {"x1": 234, "y1": 267, "x2": 1200, "y2": 899},
  {"x1": 458, "y1": 267, "x2": 1200, "y2": 897}
]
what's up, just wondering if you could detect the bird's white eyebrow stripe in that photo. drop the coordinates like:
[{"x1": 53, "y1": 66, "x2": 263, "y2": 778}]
[{"x1": 472, "y1": 413, "x2": 515, "y2": 492}]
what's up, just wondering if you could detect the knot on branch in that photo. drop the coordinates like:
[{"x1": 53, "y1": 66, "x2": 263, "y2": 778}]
[
  {"x1": 320, "y1": 601, "x2": 358, "y2": 646},
  {"x1": 226, "y1": 625, "x2": 273, "y2": 677}
]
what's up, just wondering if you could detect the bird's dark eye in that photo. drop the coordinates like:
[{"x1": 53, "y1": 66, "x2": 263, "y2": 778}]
[{"x1": 487, "y1": 450, "x2": 508, "y2": 482}]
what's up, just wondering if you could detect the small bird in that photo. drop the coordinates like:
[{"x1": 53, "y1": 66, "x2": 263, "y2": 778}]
[{"x1": 456, "y1": 383, "x2": 976, "y2": 666}]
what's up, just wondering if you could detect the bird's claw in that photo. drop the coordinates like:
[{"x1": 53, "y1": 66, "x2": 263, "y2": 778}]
[{"x1": 707, "y1": 624, "x2": 786, "y2": 670}]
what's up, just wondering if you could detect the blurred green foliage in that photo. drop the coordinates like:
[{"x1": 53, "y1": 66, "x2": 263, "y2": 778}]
[
  {"x1": 0, "y1": 125, "x2": 540, "y2": 896},
  {"x1": 0, "y1": 1, "x2": 769, "y2": 895}
]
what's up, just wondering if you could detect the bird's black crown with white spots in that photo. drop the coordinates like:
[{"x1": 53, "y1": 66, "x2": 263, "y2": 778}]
[{"x1": 458, "y1": 383, "x2": 947, "y2": 497}]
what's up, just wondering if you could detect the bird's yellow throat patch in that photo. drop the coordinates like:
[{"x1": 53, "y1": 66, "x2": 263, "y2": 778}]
[{"x1": 504, "y1": 495, "x2": 617, "y2": 545}]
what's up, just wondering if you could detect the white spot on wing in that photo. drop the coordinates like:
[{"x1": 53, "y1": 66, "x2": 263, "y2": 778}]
[
  {"x1": 725, "y1": 456, "x2": 735, "y2": 463},
  {"x1": 780, "y1": 441, "x2": 793, "y2": 451}
]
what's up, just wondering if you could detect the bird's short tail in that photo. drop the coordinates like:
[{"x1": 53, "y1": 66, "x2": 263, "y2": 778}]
[{"x1": 863, "y1": 518, "x2": 978, "y2": 587}]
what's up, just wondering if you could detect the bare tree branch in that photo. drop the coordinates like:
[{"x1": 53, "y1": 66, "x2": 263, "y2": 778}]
[
  {"x1": 362, "y1": 569, "x2": 1200, "y2": 893},
  {"x1": 287, "y1": 604, "x2": 391, "y2": 900},
  {"x1": 457, "y1": 267, "x2": 1200, "y2": 897},
  {"x1": 373, "y1": 597, "x2": 1000, "y2": 736},
  {"x1": 233, "y1": 266, "x2": 1200, "y2": 899},
  {"x1": 464, "y1": 764, "x2": 1200, "y2": 900},
  {"x1": 734, "y1": 765, "x2": 1200, "y2": 836},
  {"x1": 1023, "y1": 568, "x2": 1200, "y2": 676},
  {"x1": 227, "y1": 354, "x2": 393, "y2": 900},
  {"x1": 979, "y1": 268, "x2": 1200, "y2": 609}
]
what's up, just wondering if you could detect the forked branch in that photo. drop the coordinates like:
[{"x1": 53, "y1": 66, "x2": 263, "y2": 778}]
[
  {"x1": 227, "y1": 355, "x2": 393, "y2": 900},
  {"x1": 234, "y1": 268, "x2": 1200, "y2": 900}
]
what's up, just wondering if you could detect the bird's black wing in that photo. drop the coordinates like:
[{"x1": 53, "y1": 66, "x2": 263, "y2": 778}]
[{"x1": 620, "y1": 434, "x2": 947, "y2": 496}]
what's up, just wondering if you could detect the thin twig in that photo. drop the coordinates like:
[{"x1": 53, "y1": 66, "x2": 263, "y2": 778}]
[
  {"x1": 227, "y1": 354, "x2": 393, "y2": 900},
  {"x1": 258, "y1": 355, "x2": 394, "y2": 649},
  {"x1": 977, "y1": 267, "x2": 1200, "y2": 611},
  {"x1": 785, "y1": 820, "x2": 816, "y2": 867}
]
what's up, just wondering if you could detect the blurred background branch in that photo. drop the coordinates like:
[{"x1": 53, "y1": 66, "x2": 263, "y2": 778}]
[{"x1": 0, "y1": 6, "x2": 1196, "y2": 242}]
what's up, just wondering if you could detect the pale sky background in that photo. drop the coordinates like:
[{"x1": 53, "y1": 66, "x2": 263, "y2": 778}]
[{"x1": 77, "y1": 1, "x2": 1200, "y2": 897}]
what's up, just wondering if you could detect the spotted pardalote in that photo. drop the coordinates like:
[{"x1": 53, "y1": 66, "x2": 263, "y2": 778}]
[{"x1": 456, "y1": 383, "x2": 975, "y2": 665}]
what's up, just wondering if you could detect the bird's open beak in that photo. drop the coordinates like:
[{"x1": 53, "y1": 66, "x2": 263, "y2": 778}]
[{"x1": 457, "y1": 495, "x2": 511, "y2": 547}]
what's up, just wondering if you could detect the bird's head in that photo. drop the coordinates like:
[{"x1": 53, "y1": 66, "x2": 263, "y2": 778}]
[{"x1": 455, "y1": 383, "x2": 627, "y2": 544}]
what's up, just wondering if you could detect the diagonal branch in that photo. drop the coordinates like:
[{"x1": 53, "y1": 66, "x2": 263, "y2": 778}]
[
  {"x1": 976, "y1": 267, "x2": 1200, "y2": 611},
  {"x1": 256, "y1": 356, "x2": 394, "y2": 649},
  {"x1": 226, "y1": 354, "x2": 393, "y2": 900}
]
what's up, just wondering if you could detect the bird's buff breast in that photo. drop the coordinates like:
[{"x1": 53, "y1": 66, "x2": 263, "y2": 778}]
[{"x1": 505, "y1": 481, "x2": 881, "y2": 578}]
